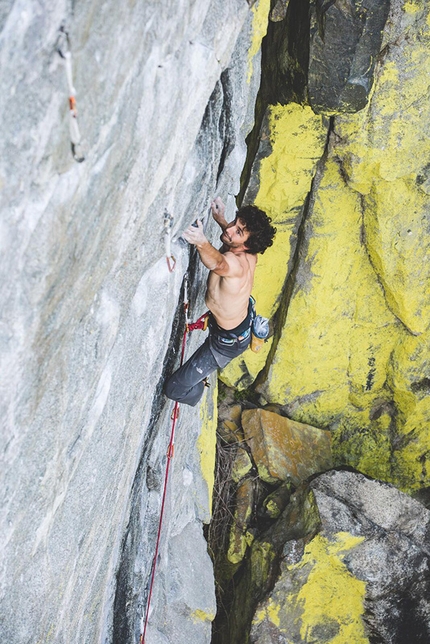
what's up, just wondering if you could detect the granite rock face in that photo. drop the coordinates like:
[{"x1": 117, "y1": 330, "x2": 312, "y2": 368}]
[
  {"x1": 3, "y1": 0, "x2": 430, "y2": 642},
  {"x1": 0, "y1": 1, "x2": 269, "y2": 643}
]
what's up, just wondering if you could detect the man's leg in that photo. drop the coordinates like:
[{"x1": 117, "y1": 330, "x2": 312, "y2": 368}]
[
  {"x1": 209, "y1": 331, "x2": 251, "y2": 368},
  {"x1": 164, "y1": 338, "x2": 219, "y2": 407}
]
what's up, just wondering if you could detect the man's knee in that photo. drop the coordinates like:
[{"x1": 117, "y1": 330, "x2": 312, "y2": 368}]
[
  {"x1": 164, "y1": 376, "x2": 203, "y2": 407},
  {"x1": 164, "y1": 373, "x2": 181, "y2": 402}
]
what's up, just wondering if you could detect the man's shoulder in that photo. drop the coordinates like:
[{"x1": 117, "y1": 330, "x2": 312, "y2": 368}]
[
  {"x1": 219, "y1": 251, "x2": 256, "y2": 279},
  {"x1": 223, "y1": 249, "x2": 257, "y2": 260},
  {"x1": 223, "y1": 250, "x2": 255, "y2": 266}
]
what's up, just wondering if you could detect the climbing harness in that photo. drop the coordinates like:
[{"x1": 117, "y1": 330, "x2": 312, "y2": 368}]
[
  {"x1": 56, "y1": 26, "x2": 85, "y2": 163},
  {"x1": 140, "y1": 275, "x2": 208, "y2": 643},
  {"x1": 163, "y1": 211, "x2": 176, "y2": 273}
]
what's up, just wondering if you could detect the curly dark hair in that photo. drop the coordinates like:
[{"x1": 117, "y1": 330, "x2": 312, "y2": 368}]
[{"x1": 237, "y1": 205, "x2": 276, "y2": 254}]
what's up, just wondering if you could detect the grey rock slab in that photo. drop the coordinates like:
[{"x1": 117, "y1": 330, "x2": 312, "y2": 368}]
[
  {"x1": 313, "y1": 471, "x2": 430, "y2": 642},
  {"x1": 311, "y1": 469, "x2": 430, "y2": 552},
  {"x1": 0, "y1": 0, "x2": 263, "y2": 642}
]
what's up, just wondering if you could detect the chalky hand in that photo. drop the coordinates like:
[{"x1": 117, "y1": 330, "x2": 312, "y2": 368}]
[{"x1": 182, "y1": 219, "x2": 207, "y2": 246}]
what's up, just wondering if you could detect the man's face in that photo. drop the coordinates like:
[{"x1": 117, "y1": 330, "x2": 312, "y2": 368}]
[{"x1": 221, "y1": 217, "x2": 250, "y2": 249}]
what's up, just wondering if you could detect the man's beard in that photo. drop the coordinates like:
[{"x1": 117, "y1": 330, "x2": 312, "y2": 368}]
[{"x1": 221, "y1": 230, "x2": 235, "y2": 247}]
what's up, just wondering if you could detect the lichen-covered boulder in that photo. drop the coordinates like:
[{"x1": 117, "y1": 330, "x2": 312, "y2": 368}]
[
  {"x1": 262, "y1": 480, "x2": 293, "y2": 519},
  {"x1": 225, "y1": 485, "x2": 321, "y2": 643},
  {"x1": 242, "y1": 408, "x2": 333, "y2": 485},
  {"x1": 231, "y1": 446, "x2": 253, "y2": 483},
  {"x1": 251, "y1": 470, "x2": 430, "y2": 643}
]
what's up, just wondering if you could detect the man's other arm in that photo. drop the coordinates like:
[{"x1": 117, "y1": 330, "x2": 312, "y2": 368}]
[{"x1": 182, "y1": 220, "x2": 243, "y2": 277}]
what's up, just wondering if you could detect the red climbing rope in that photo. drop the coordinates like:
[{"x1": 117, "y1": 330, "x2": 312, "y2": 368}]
[{"x1": 140, "y1": 299, "x2": 209, "y2": 643}]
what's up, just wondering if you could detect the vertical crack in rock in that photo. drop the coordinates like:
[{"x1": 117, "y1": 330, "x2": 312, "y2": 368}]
[
  {"x1": 254, "y1": 116, "x2": 334, "y2": 392},
  {"x1": 112, "y1": 270, "x2": 196, "y2": 644},
  {"x1": 112, "y1": 55, "x2": 239, "y2": 640},
  {"x1": 238, "y1": 0, "x2": 311, "y2": 206},
  {"x1": 238, "y1": 92, "x2": 267, "y2": 207},
  {"x1": 216, "y1": 69, "x2": 235, "y2": 184}
]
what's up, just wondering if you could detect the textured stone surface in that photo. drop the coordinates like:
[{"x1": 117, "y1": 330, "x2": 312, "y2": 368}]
[
  {"x1": 242, "y1": 408, "x2": 332, "y2": 484},
  {"x1": 3, "y1": 0, "x2": 430, "y2": 641},
  {"x1": 308, "y1": 0, "x2": 390, "y2": 114},
  {"x1": 0, "y1": 1, "x2": 270, "y2": 642},
  {"x1": 231, "y1": 445, "x2": 253, "y2": 483},
  {"x1": 227, "y1": 477, "x2": 255, "y2": 564},
  {"x1": 220, "y1": 102, "x2": 328, "y2": 389},
  {"x1": 262, "y1": 480, "x2": 293, "y2": 519},
  {"x1": 217, "y1": 398, "x2": 244, "y2": 443},
  {"x1": 251, "y1": 471, "x2": 430, "y2": 643},
  {"x1": 215, "y1": 3, "x2": 430, "y2": 641}
]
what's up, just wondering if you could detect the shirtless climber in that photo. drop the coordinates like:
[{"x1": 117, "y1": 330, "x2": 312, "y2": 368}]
[{"x1": 164, "y1": 197, "x2": 276, "y2": 407}]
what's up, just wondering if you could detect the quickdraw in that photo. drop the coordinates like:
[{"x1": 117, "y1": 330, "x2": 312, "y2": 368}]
[
  {"x1": 163, "y1": 211, "x2": 176, "y2": 273},
  {"x1": 140, "y1": 276, "x2": 208, "y2": 643},
  {"x1": 56, "y1": 26, "x2": 85, "y2": 163}
]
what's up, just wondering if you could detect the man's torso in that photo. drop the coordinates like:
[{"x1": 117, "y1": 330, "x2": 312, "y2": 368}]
[{"x1": 205, "y1": 251, "x2": 257, "y2": 330}]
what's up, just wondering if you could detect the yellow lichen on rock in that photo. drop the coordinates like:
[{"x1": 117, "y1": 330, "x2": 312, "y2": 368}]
[
  {"x1": 252, "y1": 532, "x2": 367, "y2": 642},
  {"x1": 224, "y1": 0, "x2": 430, "y2": 497},
  {"x1": 334, "y1": 8, "x2": 430, "y2": 335},
  {"x1": 219, "y1": 334, "x2": 273, "y2": 391},
  {"x1": 252, "y1": 103, "x2": 327, "y2": 322},
  {"x1": 254, "y1": 597, "x2": 281, "y2": 629},
  {"x1": 296, "y1": 533, "x2": 367, "y2": 643},
  {"x1": 198, "y1": 384, "x2": 218, "y2": 516},
  {"x1": 227, "y1": 478, "x2": 254, "y2": 564},
  {"x1": 388, "y1": 331, "x2": 430, "y2": 490},
  {"x1": 247, "y1": 0, "x2": 271, "y2": 82},
  {"x1": 250, "y1": 59, "x2": 430, "y2": 489},
  {"x1": 255, "y1": 104, "x2": 327, "y2": 218},
  {"x1": 231, "y1": 447, "x2": 253, "y2": 483},
  {"x1": 363, "y1": 177, "x2": 430, "y2": 334},
  {"x1": 403, "y1": 0, "x2": 423, "y2": 14},
  {"x1": 190, "y1": 608, "x2": 216, "y2": 623},
  {"x1": 221, "y1": 104, "x2": 327, "y2": 389},
  {"x1": 260, "y1": 158, "x2": 399, "y2": 428}
]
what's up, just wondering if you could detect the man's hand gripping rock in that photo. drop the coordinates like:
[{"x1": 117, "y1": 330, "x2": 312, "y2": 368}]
[{"x1": 182, "y1": 219, "x2": 207, "y2": 249}]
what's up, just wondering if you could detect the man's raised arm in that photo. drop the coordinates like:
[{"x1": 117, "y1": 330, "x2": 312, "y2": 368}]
[
  {"x1": 210, "y1": 197, "x2": 229, "y2": 230},
  {"x1": 182, "y1": 220, "x2": 243, "y2": 277}
]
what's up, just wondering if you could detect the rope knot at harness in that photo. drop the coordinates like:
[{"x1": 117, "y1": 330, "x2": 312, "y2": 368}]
[{"x1": 187, "y1": 312, "x2": 209, "y2": 333}]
